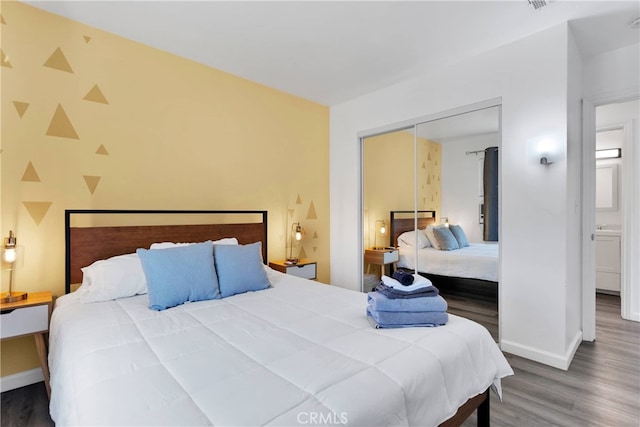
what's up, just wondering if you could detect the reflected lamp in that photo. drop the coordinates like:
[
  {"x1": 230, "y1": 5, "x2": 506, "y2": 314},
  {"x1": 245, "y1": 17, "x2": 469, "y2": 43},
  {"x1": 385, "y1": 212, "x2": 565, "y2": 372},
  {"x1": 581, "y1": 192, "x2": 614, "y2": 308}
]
[
  {"x1": 286, "y1": 222, "x2": 303, "y2": 264},
  {"x1": 374, "y1": 220, "x2": 387, "y2": 249}
]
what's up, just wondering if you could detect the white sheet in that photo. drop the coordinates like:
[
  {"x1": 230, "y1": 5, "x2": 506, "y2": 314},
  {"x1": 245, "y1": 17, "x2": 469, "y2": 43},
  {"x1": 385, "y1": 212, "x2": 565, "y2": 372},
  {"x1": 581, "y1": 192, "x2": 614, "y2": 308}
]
[
  {"x1": 49, "y1": 269, "x2": 512, "y2": 426},
  {"x1": 397, "y1": 243, "x2": 499, "y2": 282}
]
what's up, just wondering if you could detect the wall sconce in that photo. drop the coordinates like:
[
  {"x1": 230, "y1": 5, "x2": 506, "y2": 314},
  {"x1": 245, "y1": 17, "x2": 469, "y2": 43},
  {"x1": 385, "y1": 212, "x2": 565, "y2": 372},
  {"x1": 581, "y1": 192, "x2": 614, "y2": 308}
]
[
  {"x1": 2, "y1": 230, "x2": 27, "y2": 303},
  {"x1": 441, "y1": 217, "x2": 449, "y2": 227},
  {"x1": 527, "y1": 134, "x2": 563, "y2": 167},
  {"x1": 596, "y1": 148, "x2": 621, "y2": 160},
  {"x1": 374, "y1": 220, "x2": 386, "y2": 249},
  {"x1": 286, "y1": 222, "x2": 303, "y2": 265}
]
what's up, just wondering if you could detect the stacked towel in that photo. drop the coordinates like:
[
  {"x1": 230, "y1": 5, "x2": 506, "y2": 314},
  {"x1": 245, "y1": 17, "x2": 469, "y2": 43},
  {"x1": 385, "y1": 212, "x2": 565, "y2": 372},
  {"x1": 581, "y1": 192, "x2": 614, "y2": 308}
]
[
  {"x1": 375, "y1": 275, "x2": 439, "y2": 299},
  {"x1": 367, "y1": 274, "x2": 448, "y2": 328},
  {"x1": 368, "y1": 291, "x2": 447, "y2": 312},
  {"x1": 392, "y1": 270, "x2": 414, "y2": 286},
  {"x1": 367, "y1": 307, "x2": 448, "y2": 329}
]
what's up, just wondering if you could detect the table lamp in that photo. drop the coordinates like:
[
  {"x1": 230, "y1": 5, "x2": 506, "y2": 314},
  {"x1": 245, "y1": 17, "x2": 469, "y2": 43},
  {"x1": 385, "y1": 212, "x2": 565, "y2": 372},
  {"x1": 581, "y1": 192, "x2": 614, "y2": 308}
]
[{"x1": 2, "y1": 230, "x2": 27, "y2": 303}]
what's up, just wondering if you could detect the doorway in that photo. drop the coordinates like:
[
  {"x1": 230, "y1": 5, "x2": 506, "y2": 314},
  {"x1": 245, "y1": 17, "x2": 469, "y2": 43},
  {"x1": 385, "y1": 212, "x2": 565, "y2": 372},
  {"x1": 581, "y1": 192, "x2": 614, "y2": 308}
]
[{"x1": 583, "y1": 97, "x2": 640, "y2": 341}]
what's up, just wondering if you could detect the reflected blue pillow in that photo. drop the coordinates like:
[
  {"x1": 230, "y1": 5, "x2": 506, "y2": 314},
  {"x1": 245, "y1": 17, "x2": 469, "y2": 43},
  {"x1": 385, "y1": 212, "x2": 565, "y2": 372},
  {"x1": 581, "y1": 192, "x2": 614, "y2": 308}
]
[
  {"x1": 431, "y1": 227, "x2": 459, "y2": 251},
  {"x1": 137, "y1": 240, "x2": 220, "y2": 311},
  {"x1": 214, "y1": 242, "x2": 270, "y2": 298},
  {"x1": 449, "y1": 224, "x2": 470, "y2": 248}
]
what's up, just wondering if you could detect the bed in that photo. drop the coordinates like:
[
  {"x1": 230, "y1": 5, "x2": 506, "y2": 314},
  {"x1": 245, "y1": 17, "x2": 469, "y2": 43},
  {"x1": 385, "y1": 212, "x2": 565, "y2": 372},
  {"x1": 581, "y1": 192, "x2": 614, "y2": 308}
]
[
  {"x1": 49, "y1": 209, "x2": 512, "y2": 426},
  {"x1": 390, "y1": 211, "x2": 498, "y2": 303}
]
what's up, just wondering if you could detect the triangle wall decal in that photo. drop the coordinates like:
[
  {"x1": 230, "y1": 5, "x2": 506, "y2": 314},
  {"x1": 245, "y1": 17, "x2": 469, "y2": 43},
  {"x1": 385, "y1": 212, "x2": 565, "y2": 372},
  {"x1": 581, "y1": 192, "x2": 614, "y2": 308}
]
[
  {"x1": 306, "y1": 201, "x2": 318, "y2": 220},
  {"x1": 22, "y1": 162, "x2": 41, "y2": 182},
  {"x1": 83, "y1": 175, "x2": 101, "y2": 194},
  {"x1": 96, "y1": 144, "x2": 109, "y2": 155},
  {"x1": 13, "y1": 101, "x2": 29, "y2": 118},
  {"x1": 1, "y1": 50, "x2": 12, "y2": 68},
  {"x1": 83, "y1": 84, "x2": 109, "y2": 104},
  {"x1": 23, "y1": 201, "x2": 52, "y2": 225},
  {"x1": 46, "y1": 104, "x2": 79, "y2": 139},
  {"x1": 43, "y1": 47, "x2": 73, "y2": 73}
]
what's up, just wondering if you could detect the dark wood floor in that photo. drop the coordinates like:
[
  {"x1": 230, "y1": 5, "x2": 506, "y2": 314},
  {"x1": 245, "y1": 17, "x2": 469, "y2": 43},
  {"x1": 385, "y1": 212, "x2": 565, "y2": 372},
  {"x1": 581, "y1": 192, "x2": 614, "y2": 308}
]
[
  {"x1": 1, "y1": 294, "x2": 637, "y2": 427},
  {"x1": 0, "y1": 381, "x2": 53, "y2": 427},
  {"x1": 446, "y1": 292, "x2": 499, "y2": 341}
]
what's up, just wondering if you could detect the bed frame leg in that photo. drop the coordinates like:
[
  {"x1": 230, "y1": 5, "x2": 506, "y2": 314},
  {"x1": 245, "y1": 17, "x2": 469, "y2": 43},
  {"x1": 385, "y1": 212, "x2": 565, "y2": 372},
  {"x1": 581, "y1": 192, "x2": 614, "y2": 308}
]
[{"x1": 477, "y1": 390, "x2": 490, "y2": 427}]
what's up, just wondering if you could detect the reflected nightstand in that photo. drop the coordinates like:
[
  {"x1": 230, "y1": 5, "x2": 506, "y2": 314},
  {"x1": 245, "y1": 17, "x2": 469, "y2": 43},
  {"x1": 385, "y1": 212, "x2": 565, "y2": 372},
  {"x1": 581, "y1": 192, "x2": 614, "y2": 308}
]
[
  {"x1": 364, "y1": 247, "x2": 399, "y2": 278},
  {"x1": 269, "y1": 259, "x2": 317, "y2": 280}
]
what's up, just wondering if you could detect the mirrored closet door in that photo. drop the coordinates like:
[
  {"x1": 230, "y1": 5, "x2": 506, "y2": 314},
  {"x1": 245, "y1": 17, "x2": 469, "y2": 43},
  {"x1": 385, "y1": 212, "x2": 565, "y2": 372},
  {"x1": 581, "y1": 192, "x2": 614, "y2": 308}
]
[{"x1": 361, "y1": 101, "x2": 501, "y2": 318}]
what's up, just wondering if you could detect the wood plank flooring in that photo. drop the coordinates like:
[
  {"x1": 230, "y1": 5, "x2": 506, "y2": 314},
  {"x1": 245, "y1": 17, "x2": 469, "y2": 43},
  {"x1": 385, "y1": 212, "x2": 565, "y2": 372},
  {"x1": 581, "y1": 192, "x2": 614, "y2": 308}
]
[
  {"x1": 458, "y1": 293, "x2": 640, "y2": 427},
  {"x1": 1, "y1": 294, "x2": 637, "y2": 427},
  {"x1": 0, "y1": 381, "x2": 52, "y2": 427},
  {"x1": 445, "y1": 292, "x2": 499, "y2": 341}
]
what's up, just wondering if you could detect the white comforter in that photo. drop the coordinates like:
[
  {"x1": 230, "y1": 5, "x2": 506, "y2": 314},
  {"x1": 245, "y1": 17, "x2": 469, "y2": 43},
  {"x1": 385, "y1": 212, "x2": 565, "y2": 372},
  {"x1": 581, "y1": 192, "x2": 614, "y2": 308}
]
[
  {"x1": 398, "y1": 243, "x2": 499, "y2": 282},
  {"x1": 49, "y1": 269, "x2": 512, "y2": 426}
]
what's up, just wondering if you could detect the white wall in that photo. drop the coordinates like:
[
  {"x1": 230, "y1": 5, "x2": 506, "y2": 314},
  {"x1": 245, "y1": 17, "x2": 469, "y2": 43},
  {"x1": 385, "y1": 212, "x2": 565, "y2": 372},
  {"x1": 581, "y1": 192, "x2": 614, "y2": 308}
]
[
  {"x1": 441, "y1": 134, "x2": 499, "y2": 243},
  {"x1": 583, "y1": 44, "x2": 640, "y2": 102},
  {"x1": 565, "y1": 28, "x2": 583, "y2": 356},
  {"x1": 330, "y1": 23, "x2": 580, "y2": 368}
]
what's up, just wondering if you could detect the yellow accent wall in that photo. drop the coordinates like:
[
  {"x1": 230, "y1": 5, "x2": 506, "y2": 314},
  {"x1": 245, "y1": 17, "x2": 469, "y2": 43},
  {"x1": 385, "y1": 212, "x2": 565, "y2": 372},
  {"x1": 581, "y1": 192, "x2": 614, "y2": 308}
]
[
  {"x1": 0, "y1": 2, "x2": 329, "y2": 377},
  {"x1": 363, "y1": 130, "x2": 441, "y2": 249}
]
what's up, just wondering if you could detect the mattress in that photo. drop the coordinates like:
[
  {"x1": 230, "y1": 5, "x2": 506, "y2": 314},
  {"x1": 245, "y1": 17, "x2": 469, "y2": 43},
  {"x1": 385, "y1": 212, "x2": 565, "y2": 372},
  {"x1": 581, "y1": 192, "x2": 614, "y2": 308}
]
[
  {"x1": 49, "y1": 268, "x2": 512, "y2": 426},
  {"x1": 397, "y1": 243, "x2": 499, "y2": 282}
]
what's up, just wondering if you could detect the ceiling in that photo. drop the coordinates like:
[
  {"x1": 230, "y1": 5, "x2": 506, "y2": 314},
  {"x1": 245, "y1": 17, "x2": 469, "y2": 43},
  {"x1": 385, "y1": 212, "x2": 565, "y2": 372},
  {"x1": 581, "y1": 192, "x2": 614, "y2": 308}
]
[{"x1": 24, "y1": 1, "x2": 640, "y2": 106}]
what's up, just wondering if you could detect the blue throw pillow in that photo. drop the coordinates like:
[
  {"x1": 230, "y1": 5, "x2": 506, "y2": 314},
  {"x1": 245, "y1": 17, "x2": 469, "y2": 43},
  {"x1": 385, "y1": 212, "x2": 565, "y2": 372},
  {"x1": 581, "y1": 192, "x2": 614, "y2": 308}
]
[
  {"x1": 431, "y1": 227, "x2": 460, "y2": 251},
  {"x1": 137, "y1": 241, "x2": 220, "y2": 311},
  {"x1": 214, "y1": 242, "x2": 271, "y2": 298},
  {"x1": 449, "y1": 224, "x2": 470, "y2": 248}
]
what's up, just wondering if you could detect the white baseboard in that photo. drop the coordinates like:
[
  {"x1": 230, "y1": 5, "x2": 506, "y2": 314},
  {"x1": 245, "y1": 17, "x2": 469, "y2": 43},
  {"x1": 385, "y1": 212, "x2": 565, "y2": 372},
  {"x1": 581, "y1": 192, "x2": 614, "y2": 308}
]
[
  {"x1": 0, "y1": 368, "x2": 44, "y2": 393},
  {"x1": 501, "y1": 330, "x2": 583, "y2": 371},
  {"x1": 628, "y1": 311, "x2": 640, "y2": 322}
]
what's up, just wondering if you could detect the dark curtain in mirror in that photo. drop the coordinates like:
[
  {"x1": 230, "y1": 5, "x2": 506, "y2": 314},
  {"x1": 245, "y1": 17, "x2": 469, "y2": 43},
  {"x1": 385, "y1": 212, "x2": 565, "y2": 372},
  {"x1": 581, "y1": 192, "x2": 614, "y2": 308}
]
[{"x1": 483, "y1": 146, "x2": 499, "y2": 241}]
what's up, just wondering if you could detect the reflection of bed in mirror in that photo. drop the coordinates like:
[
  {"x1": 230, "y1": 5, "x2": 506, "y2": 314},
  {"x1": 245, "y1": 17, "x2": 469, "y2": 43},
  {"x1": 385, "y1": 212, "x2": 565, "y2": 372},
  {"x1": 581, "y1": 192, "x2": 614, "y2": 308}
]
[{"x1": 390, "y1": 210, "x2": 498, "y2": 304}]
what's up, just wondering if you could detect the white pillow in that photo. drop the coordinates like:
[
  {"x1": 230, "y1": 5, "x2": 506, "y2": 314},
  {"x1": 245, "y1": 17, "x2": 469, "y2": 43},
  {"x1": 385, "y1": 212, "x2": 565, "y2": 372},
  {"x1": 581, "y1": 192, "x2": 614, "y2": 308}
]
[
  {"x1": 77, "y1": 253, "x2": 147, "y2": 303},
  {"x1": 149, "y1": 237, "x2": 239, "y2": 249},
  {"x1": 425, "y1": 225, "x2": 448, "y2": 250},
  {"x1": 397, "y1": 230, "x2": 431, "y2": 248}
]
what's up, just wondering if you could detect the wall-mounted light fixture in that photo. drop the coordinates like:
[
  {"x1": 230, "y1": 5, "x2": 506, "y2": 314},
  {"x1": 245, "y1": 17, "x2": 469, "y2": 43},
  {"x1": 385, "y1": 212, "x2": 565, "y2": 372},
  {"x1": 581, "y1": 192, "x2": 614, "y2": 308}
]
[
  {"x1": 374, "y1": 220, "x2": 386, "y2": 249},
  {"x1": 2, "y1": 230, "x2": 27, "y2": 303},
  {"x1": 528, "y1": 134, "x2": 563, "y2": 166},
  {"x1": 596, "y1": 148, "x2": 621, "y2": 160},
  {"x1": 440, "y1": 217, "x2": 449, "y2": 227}
]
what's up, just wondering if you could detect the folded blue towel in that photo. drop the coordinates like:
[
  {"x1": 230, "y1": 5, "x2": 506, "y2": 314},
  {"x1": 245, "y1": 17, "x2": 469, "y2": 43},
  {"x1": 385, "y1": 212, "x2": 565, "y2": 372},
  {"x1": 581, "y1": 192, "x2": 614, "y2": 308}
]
[
  {"x1": 392, "y1": 270, "x2": 414, "y2": 286},
  {"x1": 375, "y1": 283, "x2": 439, "y2": 299},
  {"x1": 366, "y1": 306, "x2": 448, "y2": 328},
  {"x1": 368, "y1": 291, "x2": 447, "y2": 312}
]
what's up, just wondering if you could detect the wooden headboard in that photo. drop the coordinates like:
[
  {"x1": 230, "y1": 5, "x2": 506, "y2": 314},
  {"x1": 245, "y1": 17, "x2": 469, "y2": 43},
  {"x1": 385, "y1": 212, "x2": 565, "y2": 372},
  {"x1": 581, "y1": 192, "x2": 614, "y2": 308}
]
[
  {"x1": 65, "y1": 209, "x2": 268, "y2": 294},
  {"x1": 390, "y1": 210, "x2": 437, "y2": 247}
]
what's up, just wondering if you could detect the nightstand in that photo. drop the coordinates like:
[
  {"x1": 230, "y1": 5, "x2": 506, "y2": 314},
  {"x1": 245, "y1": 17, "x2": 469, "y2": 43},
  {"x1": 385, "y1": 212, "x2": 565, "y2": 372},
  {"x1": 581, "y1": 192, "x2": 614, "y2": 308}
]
[
  {"x1": 364, "y1": 247, "x2": 399, "y2": 278},
  {"x1": 0, "y1": 291, "x2": 52, "y2": 398},
  {"x1": 269, "y1": 259, "x2": 317, "y2": 280}
]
